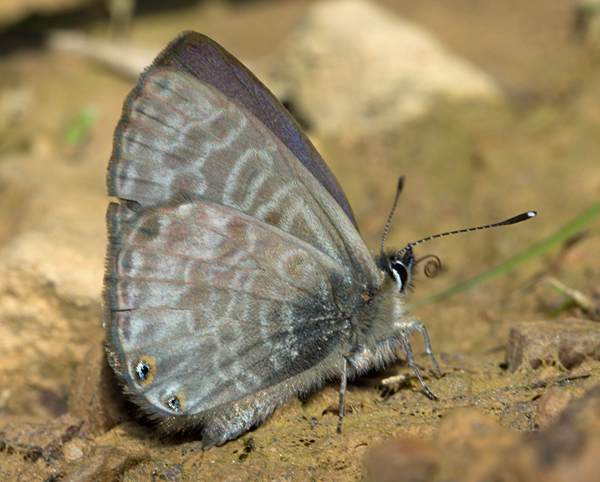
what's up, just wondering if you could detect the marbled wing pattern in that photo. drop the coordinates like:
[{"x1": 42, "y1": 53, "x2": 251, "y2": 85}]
[
  {"x1": 149, "y1": 32, "x2": 359, "y2": 226},
  {"x1": 108, "y1": 66, "x2": 377, "y2": 294},
  {"x1": 105, "y1": 33, "x2": 384, "y2": 442},
  {"x1": 106, "y1": 200, "x2": 349, "y2": 420}
]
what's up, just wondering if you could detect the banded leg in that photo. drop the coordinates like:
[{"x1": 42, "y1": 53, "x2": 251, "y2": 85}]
[
  {"x1": 398, "y1": 333, "x2": 438, "y2": 400},
  {"x1": 402, "y1": 319, "x2": 442, "y2": 377}
]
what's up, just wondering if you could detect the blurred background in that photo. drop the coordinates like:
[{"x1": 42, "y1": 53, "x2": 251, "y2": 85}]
[{"x1": 0, "y1": 0, "x2": 599, "y2": 480}]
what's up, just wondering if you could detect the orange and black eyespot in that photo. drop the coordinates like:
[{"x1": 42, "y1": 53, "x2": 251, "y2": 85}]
[
  {"x1": 165, "y1": 393, "x2": 185, "y2": 413},
  {"x1": 133, "y1": 356, "x2": 156, "y2": 386}
]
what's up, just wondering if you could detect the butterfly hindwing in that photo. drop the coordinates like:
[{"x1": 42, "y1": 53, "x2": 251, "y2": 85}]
[{"x1": 106, "y1": 200, "x2": 349, "y2": 423}]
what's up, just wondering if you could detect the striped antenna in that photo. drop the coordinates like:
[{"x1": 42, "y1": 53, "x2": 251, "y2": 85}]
[
  {"x1": 406, "y1": 210, "x2": 538, "y2": 249},
  {"x1": 380, "y1": 176, "x2": 406, "y2": 256}
]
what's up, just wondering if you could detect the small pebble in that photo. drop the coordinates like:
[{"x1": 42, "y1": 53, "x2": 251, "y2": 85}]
[{"x1": 63, "y1": 439, "x2": 84, "y2": 462}]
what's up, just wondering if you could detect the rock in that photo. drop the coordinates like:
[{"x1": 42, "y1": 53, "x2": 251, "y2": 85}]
[
  {"x1": 0, "y1": 414, "x2": 87, "y2": 480},
  {"x1": 536, "y1": 387, "x2": 580, "y2": 429},
  {"x1": 63, "y1": 439, "x2": 85, "y2": 462},
  {"x1": 473, "y1": 385, "x2": 600, "y2": 481},
  {"x1": 364, "y1": 386, "x2": 600, "y2": 481},
  {"x1": 364, "y1": 437, "x2": 439, "y2": 482},
  {"x1": 68, "y1": 343, "x2": 134, "y2": 435},
  {"x1": 0, "y1": 152, "x2": 106, "y2": 419},
  {"x1": 435, "y1": 408, "x2": 516, "y2": 454},
  {"x1": 490, "y1": 384, "x2": 600, "y2": 482},
  {"x1": 505, "y1": 319, "x2": 600, "y2": 371},
  {"x1": 268, "y1": 0, "x2": 500, "y2": 137},
  {"x1": 434, "y1": 408, "x2": 522, "y2": 480},
  {"x1": 48, "y1": 31, "x2": 156, "y2": 80},
  {"x1": 62, "y1": 445, "x2": 148, "y2": 482},
  {"x1": 0, "y1": 0, "x2": 96, "y2": 30},
  {"x1": 363, "y1": 409, "x2": 521, "y2": 482}
]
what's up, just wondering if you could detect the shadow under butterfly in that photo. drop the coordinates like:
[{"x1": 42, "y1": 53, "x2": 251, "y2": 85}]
[{"x1": 104, "y1": 31, "x2": 537, "y2": 447}]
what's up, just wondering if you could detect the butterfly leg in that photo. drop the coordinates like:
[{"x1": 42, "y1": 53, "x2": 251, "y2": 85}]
[
  {"x1": 397, "y1": 331, "x2": 438, "y2": 400},
  {"x1": 402, "y1": 319, "x2": 441, "y2": 377},
  {"x1": 337, "y1": 356, "x2": 348, "y2": 434}
]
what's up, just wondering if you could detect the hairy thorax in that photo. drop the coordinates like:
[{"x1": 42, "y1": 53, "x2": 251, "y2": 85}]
[{"x1": 347, "y1": 274, "x2": 406, "y2": 375}]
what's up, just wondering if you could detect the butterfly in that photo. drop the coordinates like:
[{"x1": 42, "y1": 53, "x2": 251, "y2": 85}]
[{"x1": 104, "y1": 31, "x2": 536, "y2": 447}]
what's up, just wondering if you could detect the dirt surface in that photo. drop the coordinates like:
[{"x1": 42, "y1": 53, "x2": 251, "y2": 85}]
[{"x1": 0, "y1": 1, "x2": 599, "y2": 481}]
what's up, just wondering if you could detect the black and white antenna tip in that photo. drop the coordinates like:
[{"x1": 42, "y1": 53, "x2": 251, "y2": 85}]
[{"x1": 502, "y1": 210, "x2": 538, "y2": 225}]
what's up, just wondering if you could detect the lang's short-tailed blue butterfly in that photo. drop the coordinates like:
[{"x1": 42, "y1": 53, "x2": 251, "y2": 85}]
[{"x1": 104, "y1": 31, "x2": 536, "y2": 447}]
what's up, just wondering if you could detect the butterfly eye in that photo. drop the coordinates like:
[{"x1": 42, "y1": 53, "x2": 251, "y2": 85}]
[{"x1": 390, "y1": 260, "x2": 409, "y2": 292}]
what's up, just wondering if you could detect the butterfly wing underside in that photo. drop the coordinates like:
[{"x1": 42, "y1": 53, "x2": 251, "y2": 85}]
[
  {"x1": 162, "y1": 32, "x2": 358, "y2": 227},
  {"x1": 105, "y1": 32, "x2": 382, "y2": 438},
  {"x1": 109, "y1": 31, "x2": 357, "y2": 226},
  {"x1": 106, "y1": 200, "x2": 350, "y2": 419}
]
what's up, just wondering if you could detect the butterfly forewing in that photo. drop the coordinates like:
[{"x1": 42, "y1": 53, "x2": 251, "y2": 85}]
[
  {"x1": 108, "y1": 62, "x2": 376, "y2": 290},
  {"x1": 109, "y1": 31, "x2": 357, "y2": 226}
]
